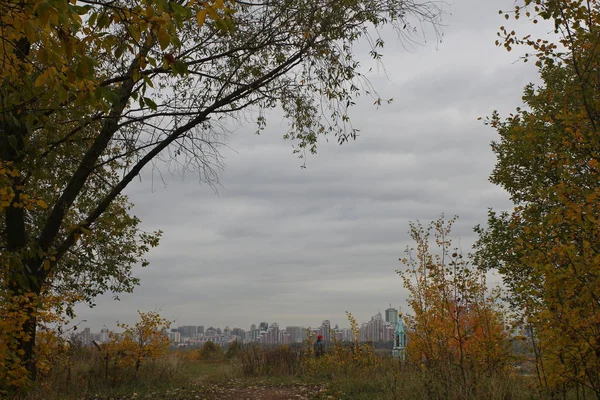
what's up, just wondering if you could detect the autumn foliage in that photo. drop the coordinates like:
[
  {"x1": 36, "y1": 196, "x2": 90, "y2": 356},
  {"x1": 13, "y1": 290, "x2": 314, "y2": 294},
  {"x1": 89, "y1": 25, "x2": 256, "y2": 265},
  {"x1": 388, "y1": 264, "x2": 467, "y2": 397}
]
[
  {"x1": 398, "y1": 217, "x2": 511, "y2": 395},
  {"x1": 8, "y1": 0, "x2": 600, "y2": 397},
  {"x1": 104, "y1": 311, "x2": 171, "y2": 375},
  {"x1": 476, "y1": 0, "x2": 600, "y2": 397},
  {"x1": 0, "y1": 290, "x2": 79, "y2": 395},
  {"x1": 1, "y1": 0, "x2": 444, "y2": 392}
]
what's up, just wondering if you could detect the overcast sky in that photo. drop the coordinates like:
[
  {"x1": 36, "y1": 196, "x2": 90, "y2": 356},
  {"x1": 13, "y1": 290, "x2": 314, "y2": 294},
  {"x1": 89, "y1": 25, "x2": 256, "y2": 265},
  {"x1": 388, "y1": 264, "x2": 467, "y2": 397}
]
[{"x1": 76, "y1": 0, "x2": 542, "y2": 332}]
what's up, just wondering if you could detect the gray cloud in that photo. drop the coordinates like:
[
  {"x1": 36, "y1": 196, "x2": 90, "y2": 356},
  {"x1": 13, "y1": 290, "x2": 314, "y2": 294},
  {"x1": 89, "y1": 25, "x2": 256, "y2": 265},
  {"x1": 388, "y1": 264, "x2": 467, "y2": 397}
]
[{"x1": 76, "y1": 0, "x2": 540, "y2": 331}]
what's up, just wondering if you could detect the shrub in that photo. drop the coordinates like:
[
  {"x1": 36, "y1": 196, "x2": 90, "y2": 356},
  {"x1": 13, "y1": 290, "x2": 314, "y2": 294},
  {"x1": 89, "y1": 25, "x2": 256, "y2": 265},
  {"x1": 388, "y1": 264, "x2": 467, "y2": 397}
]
[
  {"x1": 236, "y1": 344, "x2": 303, "y2": 376},
  {"x1": 197, "y1": 341, "x2": 224, "y2": 361},
  {"x1": 225, "y1": 340, "x2": 241, "y2": 359}
]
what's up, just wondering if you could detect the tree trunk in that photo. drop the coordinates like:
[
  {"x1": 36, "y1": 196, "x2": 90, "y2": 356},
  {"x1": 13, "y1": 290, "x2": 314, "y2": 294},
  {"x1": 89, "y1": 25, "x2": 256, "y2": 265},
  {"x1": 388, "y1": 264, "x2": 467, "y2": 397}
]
[
  {"x1": 6, "y1": 256, "x2": 44, "y2": 384},
  {"x1": 1, "y1": 106, "x2": 43, "y2": 385},
  {"x1": 19, "y1": 310, "x2": 39, "y2": 382}
]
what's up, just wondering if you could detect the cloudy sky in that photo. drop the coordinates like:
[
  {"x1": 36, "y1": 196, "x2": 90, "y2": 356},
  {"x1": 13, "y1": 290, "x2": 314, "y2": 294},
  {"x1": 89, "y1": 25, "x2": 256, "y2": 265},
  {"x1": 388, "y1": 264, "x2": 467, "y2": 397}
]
[{"x1": 76, "y1": 0, "x2": 542, "y2": 332}]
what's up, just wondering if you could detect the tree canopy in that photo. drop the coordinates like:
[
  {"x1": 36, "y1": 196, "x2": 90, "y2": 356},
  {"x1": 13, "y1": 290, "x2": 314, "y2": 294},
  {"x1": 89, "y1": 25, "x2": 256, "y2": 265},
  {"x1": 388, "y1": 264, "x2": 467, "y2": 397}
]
[
  {"x1": 476, "y1": 0, "x2": 600, "y2": 395},
  {"x1": 0, "y1": 0, "x2": 442, "y2": 390}
]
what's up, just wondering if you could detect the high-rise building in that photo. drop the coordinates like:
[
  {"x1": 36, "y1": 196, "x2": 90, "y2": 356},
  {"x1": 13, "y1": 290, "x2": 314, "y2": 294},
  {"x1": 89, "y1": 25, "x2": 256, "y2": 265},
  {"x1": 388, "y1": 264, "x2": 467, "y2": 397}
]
[
  {"x1": 197, "y1": 325, "x2": 205, "y2": 335},
  {"x1": 285, "y1": 326, "x2": 305, "y2": 343},
  {"x1": 340, "y1": 328, "x2": 354, "y2": 342},
  {"x1": 270, "y1": 322, "x2": 280, "y2": 344},
  {"x1": 361, "y1": 312, "x2": 386, "y2": 342},
  {"x1": 82, "y1": 327, "x2": 92, "y2": 346},
  {"x1": 250, "y1": 324, "x2": 258, "y2": 341},
  {"x1": 385, "y1": 306, "x2": 399, "y2": 325},
  {"x1": 99, "y1": 328, "x2": 109, "y2": 343},
  {"x1": 205, "y1": 326, "x2": 217, "y2": 336},
  {"x1": 232, "y1": 327, "x2": 246, "y2": 340},
  {"x1": 178, "y1": 325, "x2": 197, "y2": 338},
  {"x1": 321, "y1": 320, "x2": 331, "y2": 342},
  {"x1": 167, "y1": 331, "x2": 181, "y2": 343}
]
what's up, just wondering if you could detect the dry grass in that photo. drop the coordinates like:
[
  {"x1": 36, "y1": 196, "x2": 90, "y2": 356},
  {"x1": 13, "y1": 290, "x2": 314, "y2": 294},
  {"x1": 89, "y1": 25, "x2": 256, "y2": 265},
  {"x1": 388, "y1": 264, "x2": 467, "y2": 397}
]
[
  {"x1": 229, "y1": 342, "x2": 539, "y2": 400},
  {"x1": 14, "y1": 341, "x2": 591, "y2": 400},
  {"x1": 20, "y1": 346, "x2": 187, "y2": 400}
]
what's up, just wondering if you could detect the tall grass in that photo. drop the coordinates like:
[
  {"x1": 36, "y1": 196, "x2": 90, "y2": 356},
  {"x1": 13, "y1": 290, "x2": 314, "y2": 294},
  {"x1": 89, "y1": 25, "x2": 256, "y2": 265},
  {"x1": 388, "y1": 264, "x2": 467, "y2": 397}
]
[
  {"x1": 21, "y1": 345, "x2": 185, "y2": 400},
  {"x1": 17, "y1": 341, "x2": 594, "y2": 399},
  {"x1": 234, "y1": 344, "x2": 306, "y2": 376},
  {"x1": 231, "y1": 342, "x2": 538, "y2": 400}
]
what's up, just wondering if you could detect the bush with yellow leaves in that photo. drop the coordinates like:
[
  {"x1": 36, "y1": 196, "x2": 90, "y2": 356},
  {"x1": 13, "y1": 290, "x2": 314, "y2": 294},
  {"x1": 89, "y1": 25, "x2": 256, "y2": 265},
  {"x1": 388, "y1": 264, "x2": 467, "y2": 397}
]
[
  {"x1": 0, "y1": 288, "x2": 79, "y2": 396},
  {"x1": 103, "y1": 311, "x2": 171, "y2": 379}
]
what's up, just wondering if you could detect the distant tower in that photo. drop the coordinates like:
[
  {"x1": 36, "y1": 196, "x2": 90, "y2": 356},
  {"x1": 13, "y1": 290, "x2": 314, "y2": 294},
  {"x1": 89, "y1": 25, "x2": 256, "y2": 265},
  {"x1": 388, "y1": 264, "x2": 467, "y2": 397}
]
[
  {"x1": 99, "y1": 328, "x2": 109, "y2": 343},
  {"x1": 385, "y1": 304, "x2": 399, "y2": 325},
  {"x1": 392, "y1": 313, "x2": 406, "y2": 361},
  {"x1": 82, "y1": 327, "x2": 92, "y2": 346},
  {"x1": 321, "y1": 320, "x2": 331, "y2": 342},
  {"x1": 270, "y1": 323, "x2": 280, "y2": 344},
  {"x1": 249, "y1": 324, "x2": 258, "y2": 341}
]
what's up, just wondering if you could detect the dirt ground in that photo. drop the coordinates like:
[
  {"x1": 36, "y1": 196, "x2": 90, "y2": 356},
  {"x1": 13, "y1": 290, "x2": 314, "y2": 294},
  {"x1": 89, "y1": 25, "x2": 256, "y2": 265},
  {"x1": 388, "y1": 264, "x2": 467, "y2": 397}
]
[{"x1": 210, "y1": 384, "x2": 330, "y2": 399}]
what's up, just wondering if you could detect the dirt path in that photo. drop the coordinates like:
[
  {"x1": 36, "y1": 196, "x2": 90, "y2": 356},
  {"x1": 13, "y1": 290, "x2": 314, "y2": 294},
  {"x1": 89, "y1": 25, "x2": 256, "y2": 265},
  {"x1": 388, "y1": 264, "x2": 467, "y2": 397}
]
[{"x1": 211, "y1": 384, "x2": 329, "y2": 399}]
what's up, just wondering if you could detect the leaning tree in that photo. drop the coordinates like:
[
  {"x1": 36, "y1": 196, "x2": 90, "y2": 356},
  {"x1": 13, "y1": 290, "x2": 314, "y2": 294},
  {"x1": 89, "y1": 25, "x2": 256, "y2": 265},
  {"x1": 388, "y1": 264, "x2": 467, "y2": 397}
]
[{"x1": 0, "y1": 0, "x2": 442, "y2": 387}]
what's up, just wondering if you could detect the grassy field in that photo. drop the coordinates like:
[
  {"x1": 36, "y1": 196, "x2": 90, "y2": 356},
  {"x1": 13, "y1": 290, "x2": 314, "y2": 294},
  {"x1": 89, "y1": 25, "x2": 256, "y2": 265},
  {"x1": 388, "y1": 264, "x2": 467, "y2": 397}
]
[{"x1": 13, "y1": 342, "x2": 550, "y2": 400}]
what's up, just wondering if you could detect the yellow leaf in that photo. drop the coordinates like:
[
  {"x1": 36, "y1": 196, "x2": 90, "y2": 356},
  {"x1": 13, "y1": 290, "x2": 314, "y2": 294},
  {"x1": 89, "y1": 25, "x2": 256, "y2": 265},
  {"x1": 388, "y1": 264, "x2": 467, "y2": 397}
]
[
  {"x1": 38, "y1": 47, "x2": 48, "y2": 64},
  {"x1": 207, "y1": 6, "x2": 219, "y2": 20},
  {"x1": 196, "y1": 9, "x2": 207, "y2": 26},
  {"x1": 48, "y1": 7, "x2": 59, "y2": 26},
  {"x1": 145, "y1": 4, "x2": 154, "y2": 18},
  {"x1": 157, "y1": 27, "x2": 169, "y2": 50},
  {"x1": 37, "y1": 199, "x2": 48, "y2": 208},
  {"x1": 586, "y1": 193, "x2": 597, "y2": 203},
  {"x1": 34, "y1": 72, "x2": 47, "y2": 88}
]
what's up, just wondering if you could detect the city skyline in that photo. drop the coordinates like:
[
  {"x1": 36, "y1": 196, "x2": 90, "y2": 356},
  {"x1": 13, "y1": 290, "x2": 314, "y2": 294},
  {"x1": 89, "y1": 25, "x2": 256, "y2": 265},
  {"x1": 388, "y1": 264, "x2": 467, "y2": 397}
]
[
  {"x1": 71, "y1": 304, "x2": 404, "y2": 334},
  {"x1": 72, "y1": 306, "x2": 403, "y2": 346}
]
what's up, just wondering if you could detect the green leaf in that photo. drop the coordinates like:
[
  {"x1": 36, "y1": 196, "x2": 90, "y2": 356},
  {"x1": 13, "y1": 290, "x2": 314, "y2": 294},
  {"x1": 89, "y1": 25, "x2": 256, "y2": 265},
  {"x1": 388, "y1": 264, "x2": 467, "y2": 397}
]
[
  {"x1": 37, "y1": 2, "x2": 51, "y2": 28},
  {"x1": 169, "y1": 2, "x2": 189, "y2": 17},
  {"x1": 143, "y1": 97, "x2": 158, "y2": 110},
  {"x1": 173, "y1": 60, "x2": 188, "y2": 75}
]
